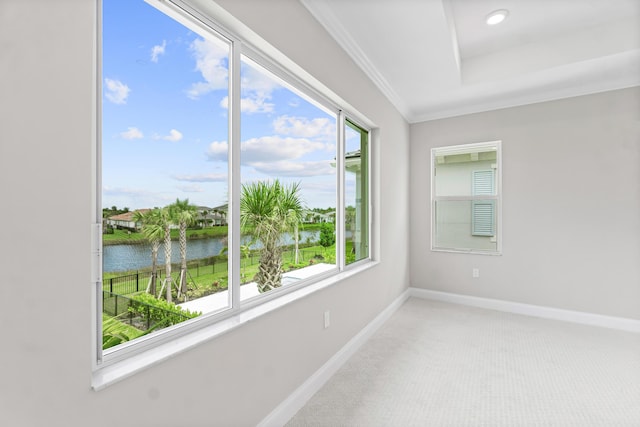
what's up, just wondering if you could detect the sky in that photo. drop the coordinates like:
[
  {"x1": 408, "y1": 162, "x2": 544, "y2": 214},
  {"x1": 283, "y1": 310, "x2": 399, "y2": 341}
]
[{"x1": 102, "y1": 0, "x2": 349, "y2": 211}]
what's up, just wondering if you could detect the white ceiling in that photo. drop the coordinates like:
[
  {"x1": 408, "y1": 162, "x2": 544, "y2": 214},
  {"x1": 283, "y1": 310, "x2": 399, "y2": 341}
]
[{"x1": 301, "y1": 0, "x2": 640, "y2": 123}]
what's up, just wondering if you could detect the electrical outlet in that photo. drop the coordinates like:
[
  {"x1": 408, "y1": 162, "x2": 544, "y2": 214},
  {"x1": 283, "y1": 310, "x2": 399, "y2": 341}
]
[
  {"x1": 472, "y1": 268, "x2": 480, "y2": 278},
  {"x1": 324, "y1": 310, "x2": 330, "y2": 329}
]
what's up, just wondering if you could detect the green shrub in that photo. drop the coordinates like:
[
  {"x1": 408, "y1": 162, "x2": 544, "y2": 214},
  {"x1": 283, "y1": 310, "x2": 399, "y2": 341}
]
[
  {"x1": 102, "y1": 315, "x2": 144, "y2": 349},
  {"x1": 128, "y1": 293, "x2": 201, "y2": 328},
  {"x1": 319, "y1": 222, "x2": 335, "y2": 247},
  {"x1": 287, "y1": 262, "x2": 307, "y2": 271}
]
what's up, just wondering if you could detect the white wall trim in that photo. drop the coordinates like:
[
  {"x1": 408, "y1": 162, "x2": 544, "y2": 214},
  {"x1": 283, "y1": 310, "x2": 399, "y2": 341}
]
[
  {"x1": 299, "y1": 0, "x2": 411, "y2": 121},
  {"x1": 258, "y1": 289, "x2": 411, "y2": 427},
  {"x1": 410, "y1": 287, "x2": 640, "y2": 333}
]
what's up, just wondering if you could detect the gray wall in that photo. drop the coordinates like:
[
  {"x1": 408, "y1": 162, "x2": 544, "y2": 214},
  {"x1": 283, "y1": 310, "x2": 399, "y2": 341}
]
[
  {"x1": 411, "y1": 88, "x2": 640, "y2": 320},
  {"x1": 0, "y1": 1, "x2": 409, "y2": 426}
]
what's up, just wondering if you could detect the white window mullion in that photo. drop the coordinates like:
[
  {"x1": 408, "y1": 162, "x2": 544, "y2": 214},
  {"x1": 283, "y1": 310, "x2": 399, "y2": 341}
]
[
  {"x1": 229, "y1": 39, "x2": 241, "y2": 310},
  {"x1": 336, "y1": 111, "x2": 346, "y2": 270},
  {"x1": 366, "y1": 128, "x2": 373, "y2": 262},
  {"x1": 95, "y1": 0, "x2": 104, "y2": 367}
]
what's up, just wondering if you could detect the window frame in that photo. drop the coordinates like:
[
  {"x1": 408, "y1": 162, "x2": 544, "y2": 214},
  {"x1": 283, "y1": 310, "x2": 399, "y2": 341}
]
[
  {"x1": 92, "y1": 0, "x2": 376, "y2": 386},
  {"x1": 343, "y1": 117, "x2": 371, "y2": 268},
  {"x1": 430, "y1": 140, "x2": 502, "y2": 255}
]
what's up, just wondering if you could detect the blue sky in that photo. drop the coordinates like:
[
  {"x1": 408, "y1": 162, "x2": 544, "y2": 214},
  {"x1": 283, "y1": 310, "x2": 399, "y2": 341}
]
[{"x1": 102, "y1": 0, "x2": 341, "y2": 210}]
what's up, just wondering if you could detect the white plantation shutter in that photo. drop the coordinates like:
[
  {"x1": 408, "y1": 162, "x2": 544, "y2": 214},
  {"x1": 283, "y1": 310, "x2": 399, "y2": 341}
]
[
  {"x1": 472, "y1": 170, "x2": 494, "y2": 195},
  {"x1": 472, "y1": 200, "x2": 495, "y2": 236},
  {"x1": 472, "y1": 170, "x2": 495, "y2": 236}
]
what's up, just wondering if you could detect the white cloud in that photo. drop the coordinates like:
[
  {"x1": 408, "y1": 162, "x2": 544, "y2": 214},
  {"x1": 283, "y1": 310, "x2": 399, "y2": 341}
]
[
  {"x1": 250, "y1": 160, "x2": 335, "y2": 177},
  {"x1": 173, "y1": 173, "x2": 227, "y2": 182},
  {"x1": 273, "y1": 115, "x2": 335, "y2": 139},
  {"x1": 205, "y1": 136, "x2": 334, "y2": 177},
  {"x1": 301, "y1": 181, "x2": 338, "y2": 193},
  {"x1": 242, "y1": 96, "x2": 274, "y2": 114},
  {"x1": 242, "y1": 136, "x2": 326, "y2": 163},
  {"x1": 219, "y1": 95, "x2": 275, "y2": 114},
  {"x1": 205, "y1": 140, "x2": 228, "y2": 162},
  {"x1": 242, "y1": 63, "x2": 281, "y2": 94},
  {"x1": 105, "y1": 78, "x2": 130, "y2": 104},
  {"x1": 288, "y1": 98, "x2": 300, "y2": 108},
  {"x1": 150, "y1": 40, "x2": 167, "y2": 63},
  {"x1": 187, "y1": 38, "x2": 228, "y2": 99},
  {"x1": 120, "y1": 127, "x2": 143, "y2": 140},
  {"x1": 153, "y1": 129, "x2": 183, "y2": 142},
  {"x1": 218, "y1": 62, "x2": 282, "y2": 114},
  {"x1": 102, "y1": 185, "x2": 162, "y2": 201},
  {"x1": 103, "y1": 186, "x2": 147, "y2": 197},
  {"x1": 207, "y1": 136, "x2": 327, "y2": 162},
  {"x1": 102, "y1": 186, "x2": 174, "y2": 207},
  {"x1": 162, "y1": 129, "x2": 183, "y2": 142},
  {"x1": 176, "y1": 184, "x2": 205, "y2": 193}
]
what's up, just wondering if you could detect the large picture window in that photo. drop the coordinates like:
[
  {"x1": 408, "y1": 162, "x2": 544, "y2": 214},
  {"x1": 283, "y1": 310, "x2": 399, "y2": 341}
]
[
  {"x1": 431, "y1": 141, "x2": 501, "y2": 254},
  {"x1": 97, "y1": 0, "x2": 373, "y2": 370}
]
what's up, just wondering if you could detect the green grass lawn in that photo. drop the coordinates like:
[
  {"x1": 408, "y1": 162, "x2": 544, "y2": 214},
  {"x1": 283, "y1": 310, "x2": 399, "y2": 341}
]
[
  {"x1": 103, "y1": 242, "x2": 340, "y2": 299},
  {"x1": 102, "y1": 235, "x2": 351, "y2": 349}
]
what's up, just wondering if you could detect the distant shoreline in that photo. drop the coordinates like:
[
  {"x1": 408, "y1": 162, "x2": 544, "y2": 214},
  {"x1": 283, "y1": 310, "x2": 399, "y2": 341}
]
[
  {"x1": 103, "y1": 223, "x2": 324, "y2": 246},
  {"x1": 103, "y1": 232, "x2": 219, "y2": 246}
]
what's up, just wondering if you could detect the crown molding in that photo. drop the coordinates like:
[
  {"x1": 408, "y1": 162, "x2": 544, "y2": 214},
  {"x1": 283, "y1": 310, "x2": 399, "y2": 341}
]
[{"x1": 300, "y1": 0, "x2": 411, "y2": 121}]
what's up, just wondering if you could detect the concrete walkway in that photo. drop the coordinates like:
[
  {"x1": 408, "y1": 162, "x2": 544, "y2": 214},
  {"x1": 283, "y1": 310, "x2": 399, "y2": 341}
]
[{"x1": 178, "y1": 262, "x2": 335, "y2": 314}]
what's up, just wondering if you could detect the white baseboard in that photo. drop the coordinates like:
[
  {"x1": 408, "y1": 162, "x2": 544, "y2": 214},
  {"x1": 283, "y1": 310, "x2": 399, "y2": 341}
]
[
  {"x1": 257, "y1": 289, "x2": 411, "y2": 427},
  {"x1": 409, "y1": 287, "x2": 640, "y2": 333}
]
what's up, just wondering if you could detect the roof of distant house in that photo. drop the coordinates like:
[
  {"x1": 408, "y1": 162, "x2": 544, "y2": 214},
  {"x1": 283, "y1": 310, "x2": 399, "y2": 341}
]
[{"x1": 108, "y1": 209, "x2": 151, "y2": 221}]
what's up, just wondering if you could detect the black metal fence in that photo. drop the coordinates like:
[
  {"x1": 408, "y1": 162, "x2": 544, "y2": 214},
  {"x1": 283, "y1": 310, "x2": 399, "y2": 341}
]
[
  {"x1": 104, "y1": 246, "x2": 326, "y2": 295},
  {"x1": 104, "y1": 273, "x2": 143, "y2": 295}
]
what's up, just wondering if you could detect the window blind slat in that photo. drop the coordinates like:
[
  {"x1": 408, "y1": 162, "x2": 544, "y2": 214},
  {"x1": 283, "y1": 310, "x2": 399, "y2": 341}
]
[
  {"x1": 472, "y1": 200, "x2": 495, "y2": 236},
  {"x1": 472, "y1": 170, "x2": 494, "y2": 195},
  {"x1": 471, "y1": 170, "x2": 495, "y2": 236}
]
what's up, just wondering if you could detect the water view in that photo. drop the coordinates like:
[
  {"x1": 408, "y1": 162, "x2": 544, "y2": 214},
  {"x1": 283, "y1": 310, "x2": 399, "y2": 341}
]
[{"x1": 103, "y1": 230, "x2": 321, "y2": 272}]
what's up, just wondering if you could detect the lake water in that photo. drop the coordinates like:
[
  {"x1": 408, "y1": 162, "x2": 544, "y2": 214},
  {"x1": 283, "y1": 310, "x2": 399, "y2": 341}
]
[{"x1": 103, "y1": 230, "x2": 321, "y2": 273}]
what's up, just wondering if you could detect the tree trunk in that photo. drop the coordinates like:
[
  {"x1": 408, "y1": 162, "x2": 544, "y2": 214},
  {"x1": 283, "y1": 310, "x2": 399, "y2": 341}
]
[
  {"x1": 256, "y1": 242, "x2": 282, "y2": 293},
  {"x1": 164, "y1": 224, "x2": 172, "y2": 303},
  {"x1": 178, "y1": 222, "x2": 188, "y2": 298},
  {"x1": 294, "y1": 223, "x2": 299, "y2": 264},
  {"x1": 149, "y1": 240, "x2": 159, "y2": 296}
]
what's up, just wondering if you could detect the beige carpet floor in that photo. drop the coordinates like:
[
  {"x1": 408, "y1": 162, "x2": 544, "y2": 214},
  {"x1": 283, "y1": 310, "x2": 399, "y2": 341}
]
[{"x1": 286, "y1": 298, "x2": 640, "y2": 426}]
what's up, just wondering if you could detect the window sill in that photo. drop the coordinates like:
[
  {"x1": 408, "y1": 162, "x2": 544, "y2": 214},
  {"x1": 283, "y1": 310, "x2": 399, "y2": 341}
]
[{"x1": 92, "y1": 260, "x2": 378, "y2": 391}]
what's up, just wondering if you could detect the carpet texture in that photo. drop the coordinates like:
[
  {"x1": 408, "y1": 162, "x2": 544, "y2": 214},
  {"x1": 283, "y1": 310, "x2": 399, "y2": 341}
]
[{"x1": 286, "y1": 298, "x2": 640, "y2": 426}]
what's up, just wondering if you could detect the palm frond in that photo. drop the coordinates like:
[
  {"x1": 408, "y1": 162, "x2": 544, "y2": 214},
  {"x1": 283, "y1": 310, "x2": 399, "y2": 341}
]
[{"x1": 239, "y1": 179, "x2": 306, "y2": 292}]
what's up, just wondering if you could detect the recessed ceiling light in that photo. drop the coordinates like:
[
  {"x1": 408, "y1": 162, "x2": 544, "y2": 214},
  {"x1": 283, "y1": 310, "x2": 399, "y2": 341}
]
[{"x1": 486, "y1": 9, "x2": 509, "y2": 26}]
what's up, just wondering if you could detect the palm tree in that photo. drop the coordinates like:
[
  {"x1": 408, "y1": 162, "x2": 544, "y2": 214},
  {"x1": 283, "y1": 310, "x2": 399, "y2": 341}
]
[
  {"x1": 158, "y1": 206, "x2": 174, "y2": 303},
  {"x1": 171, "y1": 199, "x2": 198, "y2": 298},
  {"x1": 240, "y1": 180, "x2": 304, "y2": 293},
  {"x1": 345, "y1": 205, "x2": 357, "y2": 254},
  {"x1": 294, "y1": 223, "x2": 300, "y2": 264},
  {"x1": 200, "y1": 209, "x2": 209, "y2": 228},
  {"x1": 132, "y1": 209, "x2": 163, "y2": 296}
]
